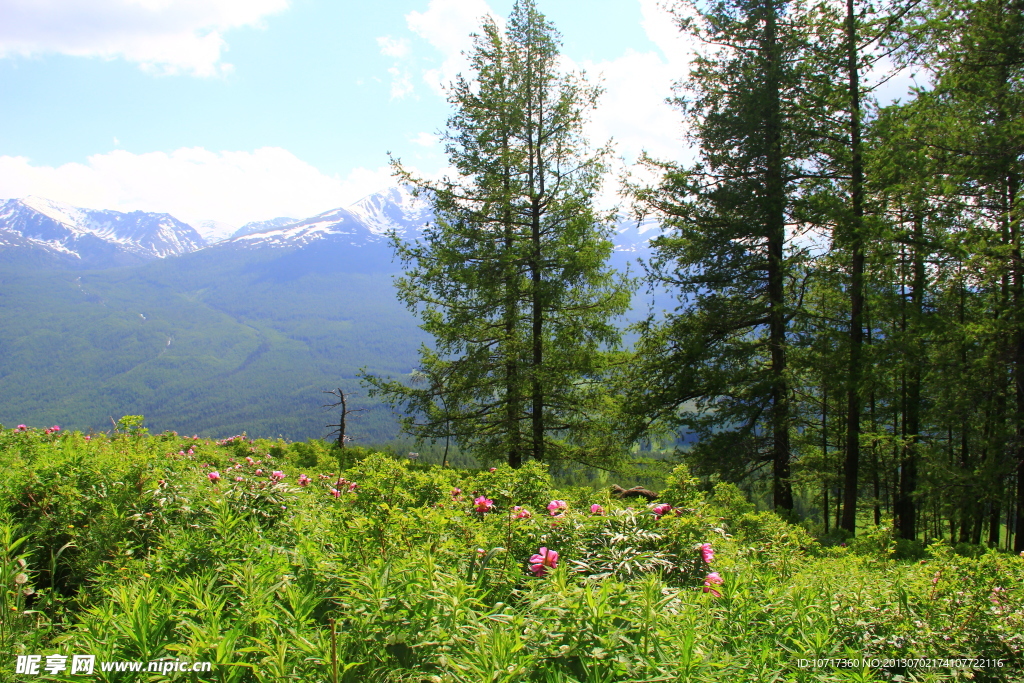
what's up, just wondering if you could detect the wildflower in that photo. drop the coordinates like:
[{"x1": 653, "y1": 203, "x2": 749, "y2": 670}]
[
  {"x1": 246, "y1": 456, "x2": 255, "y2": 465},
  {"x1": 297, "y1": 474, "x2": 311, "y2": 487},
  {"x1": 512, "y1": 506, "x2": 532, "y2": 519},
  {"x1": 235, "y1": 476, "x2": 243, "y2": 482},
  {"x1": 529, "y1": 547, "x2": 559, "y2": 577},
  {"x1": 208, "y1": 471, "x2": 221, "y2": 483},
  {"x1": 16, "y1": 424, "x2": 27, "y2": 431},
  {"x1": 255, "y1": 469, "x2": 263, "y2": 475},
  {"x1": 84, "y1": 435, "x2": 91, "y2": 441},
  {"x1": 700, "y1": 543, "x2": 715, "y2": 564},
  {"x1": 590, "y1": 504, "x2": 605, "y2": 515},
  {"x1": 474, "y1": 496, "x2": 494, "y2": 513},
  {"x1": 547, "y1": 500, "x2": 567, "y2": 516},
  {"x1": 652, "y1": 503, "x2": 672, "y2": 519},
  {"x1": 703, "y1": 572, "x2": 724, "y2": 598},
  {"x1": 348, "y1": 482, "x2": 358, "y2": 492},
  {"x1": 452, "y1": 487, "x2": 461, "y2": 496},
  {"x1": 270, "y1": 471, "x2": 285, "y2": 482},
  {"x1": 51, "y1": 425, "x2": 60, "y2": 432},
  {"x1": 488, "y1": 467, "x2": 497, "y2": 472}
]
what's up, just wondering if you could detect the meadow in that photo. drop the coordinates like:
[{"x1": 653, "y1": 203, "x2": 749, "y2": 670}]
[{"x1": 0, "y1": 422, "x2": 1021, "y2": 682}]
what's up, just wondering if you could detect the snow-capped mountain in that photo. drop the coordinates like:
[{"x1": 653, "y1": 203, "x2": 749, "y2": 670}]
[
  {"x1": 347, "y1": 186, "x2": 433, "y2": 237},
  {"x1": 0, "y1": 197, "x2": 205, "y2": 268},
  {"x1": 191, "y1": 219, "x2": 238, "y2": 245},
  {"x1": 232, "y1": 217, "x2": 298, "y2": 239}
]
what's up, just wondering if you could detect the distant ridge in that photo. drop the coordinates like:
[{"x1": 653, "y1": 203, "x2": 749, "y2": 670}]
[{"x1": 0, "y1": 196, "x2": 205, "y2": 268}]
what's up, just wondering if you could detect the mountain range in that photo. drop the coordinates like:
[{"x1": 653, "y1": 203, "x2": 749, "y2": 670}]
[{"x1": 0, "y1": 189, "x2": 667, "y2": 442}]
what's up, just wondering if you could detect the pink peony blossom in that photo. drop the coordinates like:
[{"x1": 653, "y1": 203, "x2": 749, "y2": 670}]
[
  {"x1": 451, "y1": 487, "x2": 462, "y2": 496},
  {"x1": 235, "y1": 476, "x2": 244, "y2": 482},
  {"x1": 529, "y1": 547, "x2": 559, "y2": 577},
  {"x1": 297, "y1": 474, "x2": 311, "y2": 487},
  {"x1": 703, "y1": 572, "x2": 724, "y2": 598},
  {"x1": 208, "y1": 471, "x2": 221, "y2": 483},
  {"x1": 700, "y1": 543, "x2": 715, "y2": 564},
  {"x1": 512, "y1": 506, "x2": 532, "y2": 519},
  {"x1": 84, "y1": 435, "x2": 91, "y2": 441},
  {"x1": 590, "y1": 504, "x2": 605, "y2": 515},
  {"x1": 51, "y1": 425, "x2": 60, "y2": 432},
  {"x1": 348, "y1": 482, "x2": 358, "y2": 492},
  {"x1": 488, "y1": 467, "x2": 497, "y2": 472},
  {"x1": 329, "y1": 488, "x2": 341, "y2": 498},
  {"x1": 255, "y1": 469, "x2": 263, "y2": 475},
  {"x1": 16, "y1": 424, "x2": 27, "y2": 431},
  {"x1": 246, "y1": 456, "x2": 255, "y2": 465},
  {"x1": 270, "y1": 470, "x2": 285, "y2": 482},
  {"x1": 474, "y1": 496, "x2": 494, "y2": 513},
  {"x1": 652, "y1": 503, "x2": 672, "y2": 519},
  {"x1": 547, "y1": 500, "x2": 567, "y2": 516}
]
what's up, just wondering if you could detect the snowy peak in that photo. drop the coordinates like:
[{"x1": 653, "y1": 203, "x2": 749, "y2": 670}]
[
  {"x1": 228, "y1": 207, "x2": 380, "y2": 249},
  {"x1": 0, "y1": 197, "x2": 205, "y2": 268},
  {"x1": 347, "y1": 186, "x2": 432, "y2": 237},
  {"x1": 232, "y1": 217, "x2": 298, "y2": 239},
  {"x1": 219, "y1": 188, "x2": 432, "y2": 251}
]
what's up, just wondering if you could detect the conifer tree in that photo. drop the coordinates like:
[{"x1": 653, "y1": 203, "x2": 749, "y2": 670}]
[
  {"x1": 629, "y1": 0, "x2": 831, "y2": 512},
  {"x1": 363, "y1": 0, "x2": 632, "y2": 468}
]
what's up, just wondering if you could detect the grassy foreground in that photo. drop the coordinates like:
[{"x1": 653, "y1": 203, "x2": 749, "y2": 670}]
[{"x1": 0, "y1": 425, "x2": 1021, "y2": 682}]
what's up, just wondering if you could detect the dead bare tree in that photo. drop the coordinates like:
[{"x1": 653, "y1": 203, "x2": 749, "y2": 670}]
[{"x1": 323, "y1": 388, "x2": 366, "y2": 448}]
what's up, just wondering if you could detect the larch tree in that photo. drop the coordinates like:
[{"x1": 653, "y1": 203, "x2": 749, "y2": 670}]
[
  {"x1": 362, "y1": 0, "x2": 633, "y2": 468},
  {"x1": 628, "y1": 0, "x2": 832, "y2": 512}
]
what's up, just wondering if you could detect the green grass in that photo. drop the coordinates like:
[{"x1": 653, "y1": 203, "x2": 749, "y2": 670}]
[{"x1": 0, "y1": 425, "x2": 1021, "y2": 682}]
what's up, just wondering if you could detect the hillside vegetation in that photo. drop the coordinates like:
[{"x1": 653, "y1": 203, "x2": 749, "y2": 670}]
[{"x1": 1, "y1": 423, "x2": 1021, "y2": 682}]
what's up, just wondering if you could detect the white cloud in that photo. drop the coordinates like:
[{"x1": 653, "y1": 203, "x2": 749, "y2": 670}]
[
  {"x1": 0, "y1": 0, "x2": 289, "y2": 77},
  {"x1": 410, "y1": 131, "x2": 438, "y2": 147},
  {"x1": 406, "y1": 0, "x2": 500, "y2": 97},
  {"x1": 387, "y1": 65, "x2": 414, "y2": 100},
  {"x1": 0, "y1": 147, "x2": 397, "y2": 226},
  {"x1": 376, "y1": 35, "x2": 410, "y2": 59}
]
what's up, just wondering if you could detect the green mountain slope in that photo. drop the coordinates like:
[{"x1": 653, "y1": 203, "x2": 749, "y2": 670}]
[{"x1": 0, "y1": 245, "x2": 427, "y2": 442}]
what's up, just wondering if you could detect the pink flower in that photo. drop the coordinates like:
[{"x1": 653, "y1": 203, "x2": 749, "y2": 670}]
[
  {"x1": 84, "y1": 435, "x2": 91, "y2": 441},
  {"x1": 590, "y1": 504, "x2": 605, "y2": 515},
  {"x1": 652, "y1": 503, "x2": 672, "y2": 519},
  {"x1": 235, "y1": 476, "x2": 244, "y2": 482},
  {"x1": 547, "y1": 500, "x2": 567, "y2": 516},
  {"x1": 270, "y1": 470, "x2": 285, "y2": 482},
  {"x1": 703, "y1": 572, "x2": 723, "y2": 598},
  {"x1": 246, "y1": 456, "x2": 255, "y2": 465},
  {"x1": 488, "y1": 467, "x2": 497, "y2": 472},
  {"x1": 451, "y1": 487, "x2": 462, "y2": 496},
  {"x1": 474, "y1": 496, "x2": 494, "y2": 513},
  {"x1": 298, "y1": 474, "x2": 311, "y2": 487},
  {"x1": 208, "y1": 471, "x2": 221, "y2": 483},
  {"x1": 348, "y1": 482, "x2": 358, "y2": 492},
  {"x1": 51, "y1": 425, "x2": 60, "y2": 432},
  {"x1": 529, "y1": 547, "x2": 559, "y2": 577},
  {"x1": 16, "y1": 424, "x2": 27, "y2": 431},
  {"x1": 330, "y1": 488, "x2": 341, "y2": 498},
  {"x1": 255, "y1": 469, "x2": 263, "y2": 475},
  {"x1": 512, "y1": 506, "x2": 532, "y2": 519},
  {"x1": 700, "y1": 543, "x2": 715, "y2": 564}
]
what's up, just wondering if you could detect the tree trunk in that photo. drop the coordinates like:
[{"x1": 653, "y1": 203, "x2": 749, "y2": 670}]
[
  {"x1": 841, "y1": 0, "x2": 865, "y2": 534},
  {"x1": 763, "y1": 0, "x2": 793, "y2": 512}
]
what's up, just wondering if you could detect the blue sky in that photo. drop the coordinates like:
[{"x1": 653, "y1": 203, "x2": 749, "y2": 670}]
[{"x1": 0, "y1": 0, "x2": 913, "y2": 231}]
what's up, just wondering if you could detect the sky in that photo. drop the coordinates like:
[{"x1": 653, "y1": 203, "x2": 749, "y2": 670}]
[{"x1": 0, "y1": 0, "x2": 915, "y2": 230}]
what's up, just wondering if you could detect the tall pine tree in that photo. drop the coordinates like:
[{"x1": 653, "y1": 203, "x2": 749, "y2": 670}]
[{"x1": 363, "y1": 0, "x2": 632, "y2": 468}]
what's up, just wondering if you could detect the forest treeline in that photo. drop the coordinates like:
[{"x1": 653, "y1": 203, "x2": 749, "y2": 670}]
[{"x1": 362, "y1": 0, "x2": 1023, "y2": 552}]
